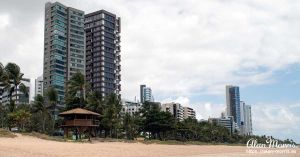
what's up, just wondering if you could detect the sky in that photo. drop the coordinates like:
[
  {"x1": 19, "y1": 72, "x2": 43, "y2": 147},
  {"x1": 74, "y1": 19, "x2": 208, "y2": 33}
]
[{"x1": 0, "y1": 0, "x2": 300, "y2": 143}]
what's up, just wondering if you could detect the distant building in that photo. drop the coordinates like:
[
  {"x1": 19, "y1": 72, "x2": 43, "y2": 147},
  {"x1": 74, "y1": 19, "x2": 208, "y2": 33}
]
[
  {"x1": 85, "y1": 10, "x2": 121, "y2": 98},
  {"x1": 208, "y1": 116, "x2": 235, "y2": 134},
  {"x1": 226, "y1": 85, "x2": 241, "y2": 127},
  {"x1": 239, "y1": 101, "x2": 253, "y2": 135},
  {"x1": 43, "y1": 2, "x2": 85, "y2": 102},
  {"x1": 239, "y1": 101, "x2": 246, "y2": 134},
  {"x1": 121, "y1": 99, "x2": 142, "y2": 116},
  {"x1": 244, "y1": 104, "x2": 253, "y2": 135},
  {"x1": 140, "y1": 85, "x2": 154, "y2": 103},
  {"x1": 221, "y1": 111, "x2": 226, "y2": 118},
  {"x1": 161, "y1": 102, "x2": 184, "y2": 121},
  {"x1": 1, "y1": 78, "x2": 30, "y2": 105},
  {"x1": 35, "y1": 75, "x2": 43, "y2": 97},
  {"x1": 183, "y1": 107, "x2": 196, "y2": 119}
]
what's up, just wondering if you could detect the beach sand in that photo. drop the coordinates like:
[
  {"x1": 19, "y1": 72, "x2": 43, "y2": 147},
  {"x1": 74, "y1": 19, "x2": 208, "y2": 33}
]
[{"x1": 0, "y1": 134, "x2": 298, "y2": 157}]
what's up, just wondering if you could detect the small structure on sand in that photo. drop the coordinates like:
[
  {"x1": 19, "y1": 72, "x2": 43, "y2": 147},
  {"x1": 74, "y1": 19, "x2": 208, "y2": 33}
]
[{"x1": 59, "y1": 108, "x2": 100, "y2": 140}]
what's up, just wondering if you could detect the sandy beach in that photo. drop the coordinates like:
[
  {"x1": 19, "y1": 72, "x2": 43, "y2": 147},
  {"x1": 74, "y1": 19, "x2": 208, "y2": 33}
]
[{"x1": 0, "y1": 134, "x2": 298, "y2": 157}]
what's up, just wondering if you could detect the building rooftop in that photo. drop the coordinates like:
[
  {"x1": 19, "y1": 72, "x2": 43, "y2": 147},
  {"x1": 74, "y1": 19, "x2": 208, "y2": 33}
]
[{"x1": 59, "y1": 108, "x2": 100, "y2": 116}]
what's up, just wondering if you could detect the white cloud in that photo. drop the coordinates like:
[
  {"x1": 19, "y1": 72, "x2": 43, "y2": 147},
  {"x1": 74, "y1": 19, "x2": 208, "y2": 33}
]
[
  {"x1": 161, "y1": 96, "x2": 190, "y2": 107},
  {"x1": 0, "y1": 14, "x2": 10, "y2": 28},
  {"x1": 252, "y1": 102, "x2": 300, "y2": 142}
]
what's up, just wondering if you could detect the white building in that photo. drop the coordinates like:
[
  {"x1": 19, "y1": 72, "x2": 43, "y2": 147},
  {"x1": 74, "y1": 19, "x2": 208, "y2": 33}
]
[
  {"x1": 208, "y1": 116, "x2": 235, "y2": 134},
  {"x1": 239, "y1": 101, "x2": 253, "y2": 135},
  {"x1": 35, "y1": 75, "x2": 43, "y2": 97},
  {"x1": 121, "y1": 99, "x2": 142, "y2": 116},
  {"x1": 161, "y1": 102, "x2": 184, "y2": 121},
  {"x1": 244, "y1": 104, "x2": 253, "y2": 135},
  {"x1": 183, "y1": 107, "x2": 196, "y2": 119},
  {"x1": 1, "y1": 78, "x2": 31, "y2": 105}
]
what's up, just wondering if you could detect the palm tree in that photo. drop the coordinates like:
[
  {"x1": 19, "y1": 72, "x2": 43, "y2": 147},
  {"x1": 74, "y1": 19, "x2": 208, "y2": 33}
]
[
  {"x1": 102, "y1": 93, "x2": 122, "y2": 138},
  {"x1": 46, "y1": 87, "x2": 58, "y2": 132},
  {"x1": 46, "y1": 86, "x2": 58, "y2": 116},
  {"x1": 0, "y1": 63, "x2": 9, "y2": 97},
  {"x1": 86, "y1": 91, "x2": 104, "y2": 113},
  {"x1": 0, "y1": 62, "x2": 5, "y2": 82},
  {"x1": 32, "y1": 94, "x2": 49, "y2": 133},
  {"x1": 19, "y1": 83, "x2": 29, "y2": 99},
  {"x1": 4, "y1": 63, "x2": 24, "y2": 103},
  {"x1": 67, "y1": 72, "x2": 86, "y2": 107}
]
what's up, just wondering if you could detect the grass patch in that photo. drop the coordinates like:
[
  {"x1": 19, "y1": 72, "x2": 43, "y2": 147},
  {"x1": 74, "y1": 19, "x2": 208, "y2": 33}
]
[
  {"x1": 0, "y1": 129, "x2": 16, "y2": 138},
  {"x1": 21, "y1": 132, "x2": 65, "y2": 142}
]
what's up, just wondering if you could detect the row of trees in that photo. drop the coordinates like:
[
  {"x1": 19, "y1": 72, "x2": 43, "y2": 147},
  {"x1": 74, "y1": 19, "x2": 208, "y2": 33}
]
[{"x1": 0, "y1": 62, "x2": 297, "y2": 145}]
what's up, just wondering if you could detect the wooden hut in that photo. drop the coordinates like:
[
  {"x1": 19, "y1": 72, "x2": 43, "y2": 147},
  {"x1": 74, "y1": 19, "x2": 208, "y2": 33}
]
[{"x1": 59, "y1": 108, "x2": 100, "y2": 140}]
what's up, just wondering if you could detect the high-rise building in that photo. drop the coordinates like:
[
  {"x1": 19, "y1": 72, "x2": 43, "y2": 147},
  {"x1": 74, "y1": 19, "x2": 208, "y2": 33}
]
[
  {"x1": 244, "y1": 104, "x2": 253, "y2": 135},
  {"x1": 183, "y1": 107, "x2": 196, "y2": 119},
  {"x1": 1, "y1": 78, "x2": 31, "y2": 105},
  {"x1": 226, "y1": 85, "x2": 241, "y2": 127},
  {"x1": 140, "y1": 85, "x2": 153, "y2": 103},
  {"x1": 161, "y1": 102, "x2": 184, "y2": 121},
  {"x1": 43, "y1": 2, "x2": 85, "y2": 102},
  {"x1": 239, "y1": 101, "x2": 246, "y2": 134},
  {"x1": 35, "y1": 75, "x2": 44, "y2": 97},
  {"x1": 239, "y1": 101, "x2": 253, "y2": 135},
  {"x1": 85, "y1": 10, "x2": 121, "y2": 98}
]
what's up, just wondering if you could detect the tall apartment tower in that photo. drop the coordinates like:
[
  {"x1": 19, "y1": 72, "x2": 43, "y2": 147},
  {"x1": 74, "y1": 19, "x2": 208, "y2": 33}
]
[
  {"x1": 140, "y1": 85, "x2": 154, "y2": 103},
  {"x1": 244, "y1": 104, "x2": 253, "y2": 135},
  {"x1": 226, "y1": 85, "x2": 241, "y2": 127},
  {"x1": 43, "y1": 2, "x2": 85, "y2": 102},
  {"x1": 85, "y1": 10, "x2": 121, "y2": 98}
]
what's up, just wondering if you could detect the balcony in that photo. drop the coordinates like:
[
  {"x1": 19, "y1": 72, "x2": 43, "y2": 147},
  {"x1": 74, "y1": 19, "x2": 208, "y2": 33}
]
[{"x1": 62, "y1": 119, "x2": 99, "y2": 127}]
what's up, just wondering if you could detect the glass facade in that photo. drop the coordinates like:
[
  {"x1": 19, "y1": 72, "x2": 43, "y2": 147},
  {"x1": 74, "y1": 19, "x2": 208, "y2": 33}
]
[
  {"x1": 226, "y1": 85, "x2": 241, "y2": 127},
  {"x1": 43, "y1": 2, "x2": 85, "y2": 103}
]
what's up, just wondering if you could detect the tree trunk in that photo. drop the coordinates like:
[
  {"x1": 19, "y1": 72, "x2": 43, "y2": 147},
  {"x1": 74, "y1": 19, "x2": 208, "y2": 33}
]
[
  {"x1": 42, "y1": 115, "x2": 46, "y2": 133},
  {"x1": 14, "y1": 85, "x2": 17, "y2": 105}
]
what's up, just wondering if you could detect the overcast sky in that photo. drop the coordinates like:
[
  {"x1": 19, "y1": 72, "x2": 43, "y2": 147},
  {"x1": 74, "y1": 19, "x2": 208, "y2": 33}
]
[{"x1": 0, "y1": 0, "x2": 300, "y2": 143}]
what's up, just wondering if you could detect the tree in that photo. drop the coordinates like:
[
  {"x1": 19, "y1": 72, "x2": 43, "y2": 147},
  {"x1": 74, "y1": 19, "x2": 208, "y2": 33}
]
[
  {"x1": 46, "y1": 86, "x2": 58, "y2": 115},
  {"x1": 4, "y1": 63, "x2": 24, "y2": 103},
  {"x1": 0, "y1": 63, "x2": 6, "y2": 83},
  {"x1": 31, "y1": 94, "x2": 49, "y2": 133},
  {"x1": 0, "y1": 103, "x2": 8, "y2": 128},
  {"x1": 123, "y1": 113, "x2": 139, "y2": 140},
  {"x1": 45, "y1": 86, "x2": 58, "y2": 132},
  {"x1": 66, "y1": 72, "x2": 86, "y2": 109},
  {"x1": 101, "y1": 93, "x2": 122, "y2": 138},
  {"x1": 19, "y1": 83, "x2": 29, "y2": 99},
  {"x1": 143, "y1": 110, "x2": 175, "y2": 140},
  {"x1": 138, "y1": 102, "x2": 175, "y2": 140},
  {"x1": 86, "y1": 91, "x2": 104, "y2": 114},
  {"x1": 8, "y1": 109, "x2": 31, "y2": 131},
  {"x1": 0, "y1": 62, "x2": 9, "y2": 87}
]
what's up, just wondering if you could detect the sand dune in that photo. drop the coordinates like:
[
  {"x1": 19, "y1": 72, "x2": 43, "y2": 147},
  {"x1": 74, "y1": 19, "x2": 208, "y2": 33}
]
[{"x1": 0, "y1": 134, "x2": 298, "y2": 157}]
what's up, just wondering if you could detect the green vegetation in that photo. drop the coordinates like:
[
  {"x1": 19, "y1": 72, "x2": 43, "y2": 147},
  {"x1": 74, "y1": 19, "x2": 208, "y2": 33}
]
[
  {"x1": 0, "y1": 128, "x2": 16, "y2": 138},
  {"x1": 0, "y1": 62, "x2": 297, "y2": 145}
]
